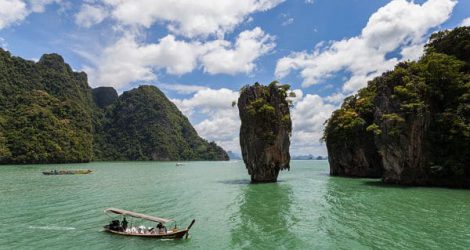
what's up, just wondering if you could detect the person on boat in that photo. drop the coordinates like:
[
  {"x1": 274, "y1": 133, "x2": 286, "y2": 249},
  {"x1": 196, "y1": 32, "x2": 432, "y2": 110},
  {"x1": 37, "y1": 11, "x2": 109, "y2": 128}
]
[
  {"x1": 109, "y1": 220, "x2": 120, "y2": 231},
  {"x1": 121, "y1": 217, "x2": 128, "y2": 231},
  {"x1": 157, "y1": 222, "x2": 166, "y2": 233}
]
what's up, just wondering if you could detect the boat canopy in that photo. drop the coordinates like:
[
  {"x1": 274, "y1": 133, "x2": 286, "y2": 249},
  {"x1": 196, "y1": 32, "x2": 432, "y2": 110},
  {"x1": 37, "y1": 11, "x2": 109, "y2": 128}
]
[{"x1": 104, "y1": 208, "x2": 173, "y2": 224}]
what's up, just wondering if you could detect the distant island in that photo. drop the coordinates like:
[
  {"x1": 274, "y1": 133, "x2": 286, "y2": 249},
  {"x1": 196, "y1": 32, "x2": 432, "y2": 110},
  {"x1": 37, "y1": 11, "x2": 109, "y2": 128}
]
[
  {"x1": 227, "y1": 151, "x2": 241, "y2": 160},
  {"x1": 0, "y1": 49, "x2": 228, "y2": 164},
  {"x1": 324, "y1": 27, "x2": 470, "y2": 188},
  {"x1": 291, "y1": 155, "x2": 328, "y2": 160}
]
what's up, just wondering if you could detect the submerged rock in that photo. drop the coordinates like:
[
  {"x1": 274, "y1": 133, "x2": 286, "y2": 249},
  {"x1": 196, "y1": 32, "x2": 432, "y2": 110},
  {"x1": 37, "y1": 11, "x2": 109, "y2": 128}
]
[{"x1": 238, "y1": 82, "x2": 292, "y2": 182}]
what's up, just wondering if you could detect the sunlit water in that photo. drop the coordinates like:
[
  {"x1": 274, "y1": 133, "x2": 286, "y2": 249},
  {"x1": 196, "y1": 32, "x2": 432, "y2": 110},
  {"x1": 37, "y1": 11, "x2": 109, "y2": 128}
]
[{"x1": 1, "y1": 161, "x2": 469, "y2": 249}]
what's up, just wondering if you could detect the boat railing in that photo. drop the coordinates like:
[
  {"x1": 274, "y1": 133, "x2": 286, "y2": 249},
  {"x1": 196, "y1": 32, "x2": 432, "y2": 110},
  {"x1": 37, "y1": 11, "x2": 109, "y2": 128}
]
[{"x1": 124, "y1": 226, "x2": 178, "y2": 235}]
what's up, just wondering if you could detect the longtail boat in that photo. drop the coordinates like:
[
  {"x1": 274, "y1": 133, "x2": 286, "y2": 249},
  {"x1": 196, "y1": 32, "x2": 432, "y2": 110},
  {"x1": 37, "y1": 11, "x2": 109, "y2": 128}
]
[
  {"x1": 103, "y1": 208, "x2": 195, "y2": 239},
  {"x1": 42, "y1": 169, "x2": 92, "y2": 175}
]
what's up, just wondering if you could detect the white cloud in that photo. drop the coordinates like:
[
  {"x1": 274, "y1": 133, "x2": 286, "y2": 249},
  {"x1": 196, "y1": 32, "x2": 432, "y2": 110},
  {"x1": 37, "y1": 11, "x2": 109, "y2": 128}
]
[
  {"x1": 460, "y1": 17, "x2": 470, "y2": 27},
  {"x1": 324, "y1": 92, "x2": 346, "y2": 104},
  {"x1": 98, "y1": 0, "x2": 284, "y2": 38},
  {"x1": 84, "y1": 27, "x2": 275, "y2": 88},
  {"x1": 83, "y1": 34, "x2": 203, "y2": 88},
  {"x1": 75, "y1": 3, "x2": 108, "y2": 28},
  {"x1": 0, "y1": 37, "x2": 7, "y2": 49},
  {"x1": 400, "y1": 43, "x2": 425, "y2": 61},
  {"x1": 282, "y1": 17, "x2": 294, "y2": 26},
  {"x1": 279, "y1": 13, "x2": 293, "y2": 26},
  {"x1": 28, "y1": 0, "x2": 61, "y2": 13},
  {"x1": 172, "y1": 88, "x2": 240, "y2": 152},
  {"x1": 0, "y1": 0, "x2": 28, "y2": 29},
  {"x1": 200, "y1": 27, "x2": 275, "y2": 75},
  {"x1": 290, "y1": 94, "x2": 337, "y2": 155},
  {"x1": 0, "y1": 0, "x2": 60, "y2": 30},
  {"x1": 275, "y1": 0, "x2": 456, "y2": 94},
  {"x1": 158, "y1": 83, "x2": 209, "y2": 95},
  {"x1": 173, "y1": 88, "x2": 239, "y2": 116}
]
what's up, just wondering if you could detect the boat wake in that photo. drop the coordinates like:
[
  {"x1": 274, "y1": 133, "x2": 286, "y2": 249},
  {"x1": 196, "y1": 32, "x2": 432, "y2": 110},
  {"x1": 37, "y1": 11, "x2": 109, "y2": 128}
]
[{"x1": 28, "y1": 225, "x2": 76, "y2": 230}]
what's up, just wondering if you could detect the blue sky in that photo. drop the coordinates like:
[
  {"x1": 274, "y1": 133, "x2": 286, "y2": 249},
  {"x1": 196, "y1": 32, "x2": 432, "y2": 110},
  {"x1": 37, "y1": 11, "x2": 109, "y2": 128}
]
[{"x1": 0, "y1": 0, "x2": 469, "y2": 155}]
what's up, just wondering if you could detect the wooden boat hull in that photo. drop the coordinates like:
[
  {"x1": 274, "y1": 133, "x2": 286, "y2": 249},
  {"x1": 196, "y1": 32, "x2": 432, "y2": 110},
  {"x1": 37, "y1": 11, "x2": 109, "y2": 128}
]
[
  {"x1": 42, "y1": 170, "x2": 92, "y2": 175},
  {"x1": 103, "y1": 227, "x2": 188, "y2": 239}
]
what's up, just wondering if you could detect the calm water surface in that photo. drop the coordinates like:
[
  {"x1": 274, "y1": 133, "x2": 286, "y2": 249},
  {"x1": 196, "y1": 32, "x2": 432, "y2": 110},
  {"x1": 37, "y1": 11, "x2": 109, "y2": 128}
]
[{"x1": 1, "y1": 161, "x2": 469, "y2": 249}]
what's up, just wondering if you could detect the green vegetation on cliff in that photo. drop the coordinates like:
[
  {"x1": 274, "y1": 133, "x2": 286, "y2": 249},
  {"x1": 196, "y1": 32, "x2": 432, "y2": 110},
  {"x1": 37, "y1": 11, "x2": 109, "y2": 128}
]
[
  {"x1": 0, "y1": 50, "x2": 94, "y2": 163},
  {"x1": 0, "y1": 49, "x2": 228, "y2": 163},
  {"x1": 238, "y1": 81, "x2": 292, "y2": 182},
  {"x1": 324, "y1": 27, "x2": 470, "y2": 187},
  {"x1": 95, "y1": 85, "x2": 228, "y2": 161}
]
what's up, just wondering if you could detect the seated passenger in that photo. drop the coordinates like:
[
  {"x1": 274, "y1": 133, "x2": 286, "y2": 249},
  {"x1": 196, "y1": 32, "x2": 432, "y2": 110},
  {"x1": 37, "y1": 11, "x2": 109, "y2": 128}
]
[{"x1": 156, "y1": 222, "x2": 164, "y2": 233}]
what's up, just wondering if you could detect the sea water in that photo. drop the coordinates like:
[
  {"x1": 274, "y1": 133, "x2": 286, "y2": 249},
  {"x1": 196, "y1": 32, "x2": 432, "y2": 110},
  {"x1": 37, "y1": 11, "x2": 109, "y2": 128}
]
[{"x1": 1, "y1": 161, "x2": 469, "y2": 249}]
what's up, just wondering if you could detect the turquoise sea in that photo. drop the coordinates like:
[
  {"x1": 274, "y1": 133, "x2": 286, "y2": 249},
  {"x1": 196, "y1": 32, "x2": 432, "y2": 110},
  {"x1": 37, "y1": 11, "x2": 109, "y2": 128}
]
[{"x1": 1, "y1": 160, "x2": 469, "y2": 249}]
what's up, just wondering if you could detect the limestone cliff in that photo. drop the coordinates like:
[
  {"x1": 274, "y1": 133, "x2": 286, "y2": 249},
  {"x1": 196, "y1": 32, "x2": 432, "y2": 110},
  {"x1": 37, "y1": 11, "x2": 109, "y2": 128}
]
[
  {"x1": 95, "y1": 85, "x2": 229, "y2": 161},
  {"x1": 238, "y1": 82, "x2": 292, "y2": 182},
  {"x1": 324, "y1": 27, "x2": 470, "y2": 188},
  {"x1": 0, "y1": 49, "x2": 229, "y2": 163}
]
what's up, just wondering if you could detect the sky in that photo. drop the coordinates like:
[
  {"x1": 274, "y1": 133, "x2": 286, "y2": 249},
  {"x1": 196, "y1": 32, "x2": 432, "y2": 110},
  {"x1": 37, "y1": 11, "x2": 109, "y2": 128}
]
[{"x1": 0, "y1": 0, "x2": 469, "y2": 156}]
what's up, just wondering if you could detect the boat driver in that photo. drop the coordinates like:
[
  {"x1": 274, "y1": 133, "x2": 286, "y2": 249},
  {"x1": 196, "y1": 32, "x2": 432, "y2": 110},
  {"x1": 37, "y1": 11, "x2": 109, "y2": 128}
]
[{"x1": 121, "y1": 217, "x2": 128, "y2": 231}]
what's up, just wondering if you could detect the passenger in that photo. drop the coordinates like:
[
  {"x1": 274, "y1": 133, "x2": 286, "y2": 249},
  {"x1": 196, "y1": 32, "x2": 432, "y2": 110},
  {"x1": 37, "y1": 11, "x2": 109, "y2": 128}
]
[
  {"x1": 121, "y1": 217, "x2": 128, "y2": 231},
  {"x1": 157, "y1": 222, "x2": 163, "y2": 233},
  {"x1": 110, "y1": 220, "x2": 120, "y2": 231}
]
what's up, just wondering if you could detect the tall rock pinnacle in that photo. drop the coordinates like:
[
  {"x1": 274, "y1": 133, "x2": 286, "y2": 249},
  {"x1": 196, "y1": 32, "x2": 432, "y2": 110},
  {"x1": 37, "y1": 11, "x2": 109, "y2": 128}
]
[{"x1": 238, "y1": 82, "x2": 292, "y2": 182}]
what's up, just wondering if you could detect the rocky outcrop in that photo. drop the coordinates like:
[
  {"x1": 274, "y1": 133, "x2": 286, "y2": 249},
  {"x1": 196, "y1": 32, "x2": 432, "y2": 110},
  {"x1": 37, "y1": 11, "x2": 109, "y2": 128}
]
[
  {"x1": 324, "y1": 27, "x2": 470, "y2": 188},
  {"x1": 372, "y1": 72, "x2": 431, "y2": 185},
  {"x1": 326, "y1": 125, "x2": 382, "y2": 178},
  {"x1": 238, "y1": 82, "x2": 292, "y2": 182},
  {"x1": 324, "y1": 80, "x2": 383, "y2": 178}
]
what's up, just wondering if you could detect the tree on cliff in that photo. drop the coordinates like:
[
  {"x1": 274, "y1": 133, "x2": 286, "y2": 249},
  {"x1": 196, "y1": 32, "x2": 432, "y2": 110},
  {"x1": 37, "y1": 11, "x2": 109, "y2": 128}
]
[
  {"x1": 323, "y1": 26, "x2": 470, "y2": 188},
  {"x1": 238, "y1": 81, "x2": 292, "y2": 182},
  {"x1": 0, "y1": 49, "x2": 229, "y2": 163},
  {"x1": 95, "y1": 85, "x2": 229, "y2": 161}
]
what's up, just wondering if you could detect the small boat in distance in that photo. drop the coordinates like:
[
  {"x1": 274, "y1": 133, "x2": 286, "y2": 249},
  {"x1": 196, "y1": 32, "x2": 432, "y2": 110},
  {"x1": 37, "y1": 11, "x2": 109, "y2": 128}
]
[
  {"x1": 42, "y1": 169, "x2": 92, "y2": 175},
  {"x1": 176, "y1": 163, "x2": 184, "y2": 166},
  {"x1": 103, "y1": 208, "x2": 195, "y2": 239}
]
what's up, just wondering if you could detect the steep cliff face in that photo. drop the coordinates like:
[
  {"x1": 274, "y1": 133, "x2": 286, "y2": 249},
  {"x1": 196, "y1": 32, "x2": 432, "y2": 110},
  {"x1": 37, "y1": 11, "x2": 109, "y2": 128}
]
[
  {"x1": 372, "y1": 67, "x2": 431, "y2": 185},
  {"x1": 325, "y1": 122, "x2": 382, "y2": 178},
  {"x1": 324, "y1": 83, "x2": 383, "y2": 178},
  {"x1": 373, "y1": 54, "x2": 469, "y2": 187},
  {"x1": 238, "y1": 82, "x2": 292, "y2": 182},
  {"x1": 324, "y1": 27, "x2": 470, "y2": 188}
]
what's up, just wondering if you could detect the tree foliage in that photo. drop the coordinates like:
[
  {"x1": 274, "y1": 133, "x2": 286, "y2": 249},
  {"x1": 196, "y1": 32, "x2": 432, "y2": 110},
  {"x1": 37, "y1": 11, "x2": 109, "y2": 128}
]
[
  {"x1": 94, "y1": 86, "x2": 228, "y2": 161},
  {"x1": 0, "y1": 49, "x2": 228, "y2": 163},
  {"x1": 324, "y1": 26, "x2": 470, "y2": 181}
]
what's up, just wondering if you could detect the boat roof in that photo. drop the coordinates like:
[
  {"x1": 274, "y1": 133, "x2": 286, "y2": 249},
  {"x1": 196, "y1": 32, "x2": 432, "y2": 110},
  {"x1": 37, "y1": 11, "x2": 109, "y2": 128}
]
[{"x1": 104, "y1": 208, "x2": 173, "y2": 224}]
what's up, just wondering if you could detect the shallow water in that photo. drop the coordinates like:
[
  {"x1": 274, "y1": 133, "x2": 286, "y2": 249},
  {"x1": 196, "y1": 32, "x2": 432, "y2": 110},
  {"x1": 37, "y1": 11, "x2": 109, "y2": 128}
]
[{"x1": 1, "y1": 160, "x2": 469, "y2": 249}]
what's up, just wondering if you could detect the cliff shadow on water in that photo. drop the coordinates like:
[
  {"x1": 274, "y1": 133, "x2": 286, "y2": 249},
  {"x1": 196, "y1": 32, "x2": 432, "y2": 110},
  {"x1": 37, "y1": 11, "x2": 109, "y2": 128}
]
[{"x1": 229, "y1": 183, "x2": 304, "y2": 249}]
